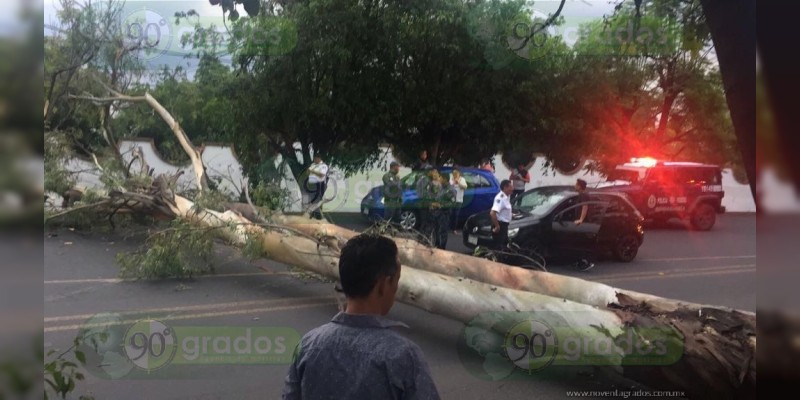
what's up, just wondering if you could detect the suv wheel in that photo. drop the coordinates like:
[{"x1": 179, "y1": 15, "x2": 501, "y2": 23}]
[
  {"x1": 614, "y1": 234, "x2": 640, "y2": 262},
  {"x1": 690, "y1": 204, "x2": 716, "y2": 231},
  {"x1": 398, "y1": 210, "x2": 419, "y2": 231}
]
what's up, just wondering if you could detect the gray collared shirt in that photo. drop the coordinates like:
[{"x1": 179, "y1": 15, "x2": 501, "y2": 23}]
[{"x1": 282, "y1": 312, "x2": 440, "y2": 400}]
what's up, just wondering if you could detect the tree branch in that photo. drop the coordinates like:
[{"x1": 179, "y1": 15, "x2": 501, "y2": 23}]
[{"x1": 45, "y1": 200, "x2": 111, "y2": 222}]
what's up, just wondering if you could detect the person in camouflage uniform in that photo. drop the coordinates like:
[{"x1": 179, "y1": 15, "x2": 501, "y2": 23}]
[
  {"x1": 382, "y1": 161, "x2": 403, "y2": 224},
  {"x1": 417, "y1": 168, "x2": 454, "y2": 249}
]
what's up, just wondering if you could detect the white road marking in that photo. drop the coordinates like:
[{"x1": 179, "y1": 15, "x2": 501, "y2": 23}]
[
  {"x1": 44, "y1": 299, "x2": 336, "y2": 333},
  {"x1": 44, "y1": 295, "x2": 336, "y2": 323},
  {"x1": 638, "y1": 255, "x2": 756, "y2": 262},
  {"x1": 596, "y1": 264, "x2": 756, "y2": 283},
  {"x1": 44, "y1": 271, "x2": 296, "y2": 285}
]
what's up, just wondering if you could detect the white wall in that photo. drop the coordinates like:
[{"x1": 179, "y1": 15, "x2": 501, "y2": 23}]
[{"x1": 63, "y1": 140, "x2": 757, "y2": 213}]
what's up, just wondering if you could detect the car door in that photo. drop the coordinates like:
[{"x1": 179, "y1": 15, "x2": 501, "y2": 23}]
[
  {"x1": 551, "y1": 199, "x2": 606, "y2": 255},
  {"x1": 595, "y1": 195, "x2": 629, "y2": 249}
]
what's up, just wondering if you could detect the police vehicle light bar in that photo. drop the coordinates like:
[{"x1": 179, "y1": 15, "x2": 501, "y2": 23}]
[{"x1": 629, "y1": 157, "x2": 659, "y2": 167}]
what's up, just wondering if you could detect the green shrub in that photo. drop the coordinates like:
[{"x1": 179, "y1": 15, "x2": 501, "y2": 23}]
[{"x1": 117, "y1": 220, "x2": 216, "y2": 279}]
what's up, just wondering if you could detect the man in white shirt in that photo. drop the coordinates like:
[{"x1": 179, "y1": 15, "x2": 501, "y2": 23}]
[
  {"x1": 305, "y1": 154, "x2": 329, "y2": 219},
  {"x1": 490, "y1": 180, "x2": 514, "y2": 250}
]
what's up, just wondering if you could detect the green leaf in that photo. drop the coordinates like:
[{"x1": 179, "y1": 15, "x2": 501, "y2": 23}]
[
  {"x1": 45, "y1": 378, "x2": 58, "y2": 391},
  {"x1": 44, "y1": 361, "x2": 57, "y2": 373},
  {"x1": 75, "y1": 350, "x2": 86, "y2": 365}
]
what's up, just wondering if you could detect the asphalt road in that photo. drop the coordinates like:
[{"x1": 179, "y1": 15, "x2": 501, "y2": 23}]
[{"x1": 43, "y1": 213, "x2": 755, "y2": 399}]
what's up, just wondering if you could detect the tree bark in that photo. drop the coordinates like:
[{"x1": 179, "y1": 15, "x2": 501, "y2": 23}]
[
  {"x1": 271, "y1": 216, "x2": 751, "y2": 311},
  {"x1": 655, "y1": 90, "x2": 677, "y2": 143},
  {"x1": 142, "y1": 93, "x2": 209, "y2": 192}
]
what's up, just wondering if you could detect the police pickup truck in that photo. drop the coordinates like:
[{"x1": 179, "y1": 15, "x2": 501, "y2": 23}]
[{"x1": 596, "y1": 158, "x2": 725, "y2": 230}]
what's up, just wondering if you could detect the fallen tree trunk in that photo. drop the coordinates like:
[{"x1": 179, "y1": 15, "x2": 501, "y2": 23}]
[
  {"x1": 269, "y1": 216, "x2": 748, "y2": 315},
  {"x1": 82, "y1": 184, "x2": 754, "y2": 399}
]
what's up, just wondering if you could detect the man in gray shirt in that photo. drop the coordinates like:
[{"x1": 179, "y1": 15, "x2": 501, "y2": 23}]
[{"x1": 282, "y1": 234, "x2": 440, "y2": 400}]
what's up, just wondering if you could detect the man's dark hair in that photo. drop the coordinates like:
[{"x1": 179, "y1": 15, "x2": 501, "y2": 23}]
[
  {"x1": 338, "y1": 234, "x2": 399, "y2": 298},
  {"x1": 500, "y1": 179, "x2": 512, "y2": 190},
  {"x1": 576, "y1": 179, "x2": 587, "y2": 190}
]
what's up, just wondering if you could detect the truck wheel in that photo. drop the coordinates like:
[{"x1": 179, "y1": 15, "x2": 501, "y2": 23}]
[{"x1": 690, "y1": 204, "x2": 716, "y2": 231}]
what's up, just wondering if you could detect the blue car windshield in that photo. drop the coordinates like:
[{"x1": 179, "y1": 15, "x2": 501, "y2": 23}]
[
  {"x1": 514, "y1": 188, "x2": 570, "y2": 216},
  {"x1": 400, "y1": 170, "x2": 450, "y2": 188}
]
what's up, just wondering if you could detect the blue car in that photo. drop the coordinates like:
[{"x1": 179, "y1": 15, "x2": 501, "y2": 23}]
[{"x1": 360, "y1": 167, "x2": 500, "y2": 230}]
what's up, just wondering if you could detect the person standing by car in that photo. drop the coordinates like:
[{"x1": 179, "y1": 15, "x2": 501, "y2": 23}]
[
  {"x1": 574, "y1": 179, "x2": 589, "y2": 225},
  {"x1": 509, "y1": 163, "x2": 530, "y2": 201},
  {"x1": 479, "y1": 158, "x2": 494, "y2": 173},
  {"x1": 382, "y1": 161, "x2": 403, "y2": 224},
  {"x1": 449, "y1": 168, "x2": 468, "y2": 234},
  {"x1": 411, "y1": 150, "x2": 432, "y2": 171},
  {"x1": 304, "y1": 154, "x2": 329, "y2": 220},
  {"x1": 490, "y1": 180, "x2": 514, "y2": 250},
  {"x1": 417, "y1": 168, "x2": 449, "y2": 249},
  {"x1": 572, "y1": 178, "x2": 595, "y2": 271},
  {"x1": 416, "y1": 167, "x2": 435, "y2": 239},
  {"x1": 431, "y1": 171, "x2": 455, "y2": 249}
]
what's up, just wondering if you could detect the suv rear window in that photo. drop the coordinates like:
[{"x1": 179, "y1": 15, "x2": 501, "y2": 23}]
[
  {"x1": 645, "y1": 166, "x2": 722, "y2": 186},
  {"x1": 676, "y1": 167, "x2": 721, "y2": 185},
  {"x1": 608, "y1": 168, "x2": 643, "y2": 183}
]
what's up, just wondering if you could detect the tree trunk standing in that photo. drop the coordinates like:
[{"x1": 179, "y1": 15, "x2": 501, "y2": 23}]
[
  {"x1": 699, "y1": 0, "x2": 756, "y2": 201},
  {"x1": 655, "y1": 90, "x2": 677, "y2": 148},
  {"x1": 431, "y1": 130, "x2": 442, "y2": 165},
  {"x1": 100, "y1": 55, "x2": 129, "y2": 178}
]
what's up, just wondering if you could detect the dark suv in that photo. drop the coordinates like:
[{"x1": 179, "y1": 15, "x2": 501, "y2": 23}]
[
  {"x1": 463, "y1": 186, "x2": 645, "y2": 263},
  {"x1": 596, "y1": 159, "x2": 725, "y2": 230}
]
